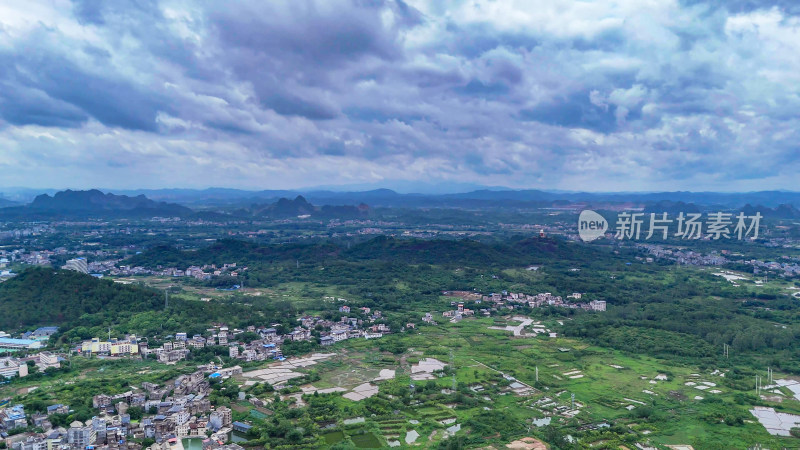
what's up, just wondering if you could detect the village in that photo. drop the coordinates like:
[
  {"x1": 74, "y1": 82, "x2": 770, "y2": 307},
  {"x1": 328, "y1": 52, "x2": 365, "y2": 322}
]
[
  {"x1": 1, "y1": 363, "x2": 247, "y2": 450},
  {"x1": 0, "y1": 285, "x2": 610, "y2": 450},
  {"x1": 2, "y1": 306, "x2": 391, "y2": 373},
  {"x1": 439, "y1": 289, "x2": 606, "y2": 323}
]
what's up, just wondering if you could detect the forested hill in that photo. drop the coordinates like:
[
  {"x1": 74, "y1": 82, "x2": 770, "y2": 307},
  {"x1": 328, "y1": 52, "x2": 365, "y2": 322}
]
[
  {"x1": 124, "y1": 239, "x2": 343, "y2": 268},
  {"x1": 343, "y1": 236, "x2": 519, "y2": 266},
  {"x1": 343, "y1": 235, "x2": 593, "y2": 267},
  {"x1": 0, "y1": 267, "x2": 162, "y2": 330},
  {"x1": 124, "y1": 235, "x2": 612, "y2": 270}
]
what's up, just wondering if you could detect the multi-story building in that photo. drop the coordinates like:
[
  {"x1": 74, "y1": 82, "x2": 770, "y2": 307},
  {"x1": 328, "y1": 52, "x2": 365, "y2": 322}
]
[
  {"x1": 67, "y1": 421, "x2": 96, "y2": 448},
  {"x1": 18, "y1": 436, "x2": 47, "y2": 450},
  {"x1": 1, "y1": 404, "x2": 28, "y2": 430},
  {"x1": 208, "y1": 406, "x2": 232, "y2": 431},
  {"x1": 111, "y1": 342, "x2": 139, "y2": 356},
  {"x1": 589, "y1": 300, "x2": 607, "y2": 311},
  {"x1": 36, "y1": 352, "x2": 60, "y2": 371},
  {"x1": 331, "y1": 331, "x2": 348, "y2": 343},
  {"x1": 159, "y1": 349, "x2": 189, "y2": 364},
  {"x1": 0, "y1": 357, "x2": 28, "y2": 379},
  {"x1": 63, "y1": 258, "x2": 89, "y2": 274},
  {"x1": 188, "y1": 336, "x2": 206, "y2": 348},
  {"x1": 81, "y1": 338, "x2": 111, "y2": 354}
]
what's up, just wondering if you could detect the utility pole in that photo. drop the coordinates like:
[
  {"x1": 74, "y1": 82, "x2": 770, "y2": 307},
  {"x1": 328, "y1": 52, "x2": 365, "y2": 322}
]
[
  {"x1": 723, "y1": 343, "x2": 729, "y2": 359},
  {"x1": 571, "y1": 393, "x2": 575, "y2": 410},
  {"x1": 165, "y1": 290, "x2": 169, "y2": 309},
  {"x1": 535, "y1": 366, "x2": 539, "y2": 383}
]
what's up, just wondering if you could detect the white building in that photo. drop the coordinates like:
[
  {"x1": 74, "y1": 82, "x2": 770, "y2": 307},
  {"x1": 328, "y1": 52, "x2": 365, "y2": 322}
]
[
  {"x1": 63, "y1": 258, "x2": 89, "y2": 274},
  {"x1": 0, "y1": 357, "x2": 28, "y2": 379},
  {"x1": 37, "y1": 352, "x2": 60, "y2": 371},
  {"x1": 589, "y1": 300, "x2": 607, "y2": 312},
  {"x1": 67, "y1": 421, "x2": 96, "y2": 448}
]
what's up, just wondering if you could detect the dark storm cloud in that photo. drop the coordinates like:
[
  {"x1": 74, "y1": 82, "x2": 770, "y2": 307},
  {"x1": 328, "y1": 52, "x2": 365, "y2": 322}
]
[
  {"x1": 204, "y1": 1, "x2": 418, "y2": 120},
  {"x1": 262, "y1": 92, "x2": 340, "y2": 121},
  {"x1": 0, "y1": 32, "x2": 169, "y2": 131},
  {"x1": 519, "y1": 91, "x2": 619, "y2": 133},
  {"x1": 0, "y1": 82, "x2": 89, "y2": 128}
]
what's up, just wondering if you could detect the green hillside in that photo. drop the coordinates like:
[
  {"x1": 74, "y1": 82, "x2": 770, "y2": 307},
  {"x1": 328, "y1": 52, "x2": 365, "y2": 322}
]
[{"x1": 0, "y1": 267, "x2": 162, "y2": 330}]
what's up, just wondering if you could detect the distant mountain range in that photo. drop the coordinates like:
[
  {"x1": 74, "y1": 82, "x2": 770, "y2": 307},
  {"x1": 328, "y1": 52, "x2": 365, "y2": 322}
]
[
  {"x1": 103, "y1": 187, "x2": 800, "y2": 209},
  {"x1": 741, "y1": 203, "x2": 800, "y2": 219},
  {"x1": 0, "y1": 189, "x2": 192, "y2": 218},
  {"x1": 0, "y1": 190, "x2": 372, "y2": 220},
  {"x1": 30, "y1": 189, "x2": 191, "y2": 212},
  {"x1": 0, "y1": 197, "x2": 17, "y2": 207},
  {"x1": 2, "y1": 188, "x2": 800, "y2": 217}
]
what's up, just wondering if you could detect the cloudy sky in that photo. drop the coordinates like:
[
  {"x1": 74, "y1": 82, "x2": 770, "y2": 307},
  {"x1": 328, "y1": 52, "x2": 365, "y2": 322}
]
[{"x1": 1, "y1": 0, "x2": 799, "y2": 192}]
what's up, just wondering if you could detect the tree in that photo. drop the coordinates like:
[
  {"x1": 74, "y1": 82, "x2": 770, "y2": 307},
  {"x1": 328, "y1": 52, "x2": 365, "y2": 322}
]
[{"x1": 128, "y1": 406, "x2": 144, "y2": 421}]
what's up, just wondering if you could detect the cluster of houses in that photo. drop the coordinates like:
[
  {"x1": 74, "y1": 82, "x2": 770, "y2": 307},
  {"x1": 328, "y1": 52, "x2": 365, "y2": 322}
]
[
  {"x1": 749, "y1": 258, "x2": 800, "y2": 277},
  {"x1": 0, "y1": 403, "x2": 151, "y2": 450},
  {"x1": 80, "y1": 335, "x2": 190, "y2": 365},
  {"x1": 225, "y1": 311, "x2": 394, "y2": 358},
  {"x1": 74, "y1": 312, "x2": 396, "y2": 368},
  {"x1": 111, "y1": 263, "x2": 244, "y2": 281},
  {"x1": 501, "y1": 292, "x2": 607, "y2": 312},
  {"x1": 300, "y1": 308, "x2": 390, "y2": 347},
  {"x1": 0, "y1": 245, "x2": 57, "y2": 267},
  {"x1": 78, "y1": 327, "x2": 241, "y2": 364},
  {"x1": 637, "y1": 244, "x2": 729, "y2": 266},
  {"x1": 70, "y1": 308, "x2": 397, "y2": 368},
  {"x1": 2, "y1": 367, "x2": 245, "y2": 450},
  {"x1": 227, "y1": 327, "x2": 284, "y2": 362},
  {"x1": 637, "y1": 243, "x2": 800, "y2": 278},
  {"x1": 441, "y1": 290, "x2": 607, "y2": 316},
  {"x1": 442, "y1": 303, "x2": 477, "y2": 321}
]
